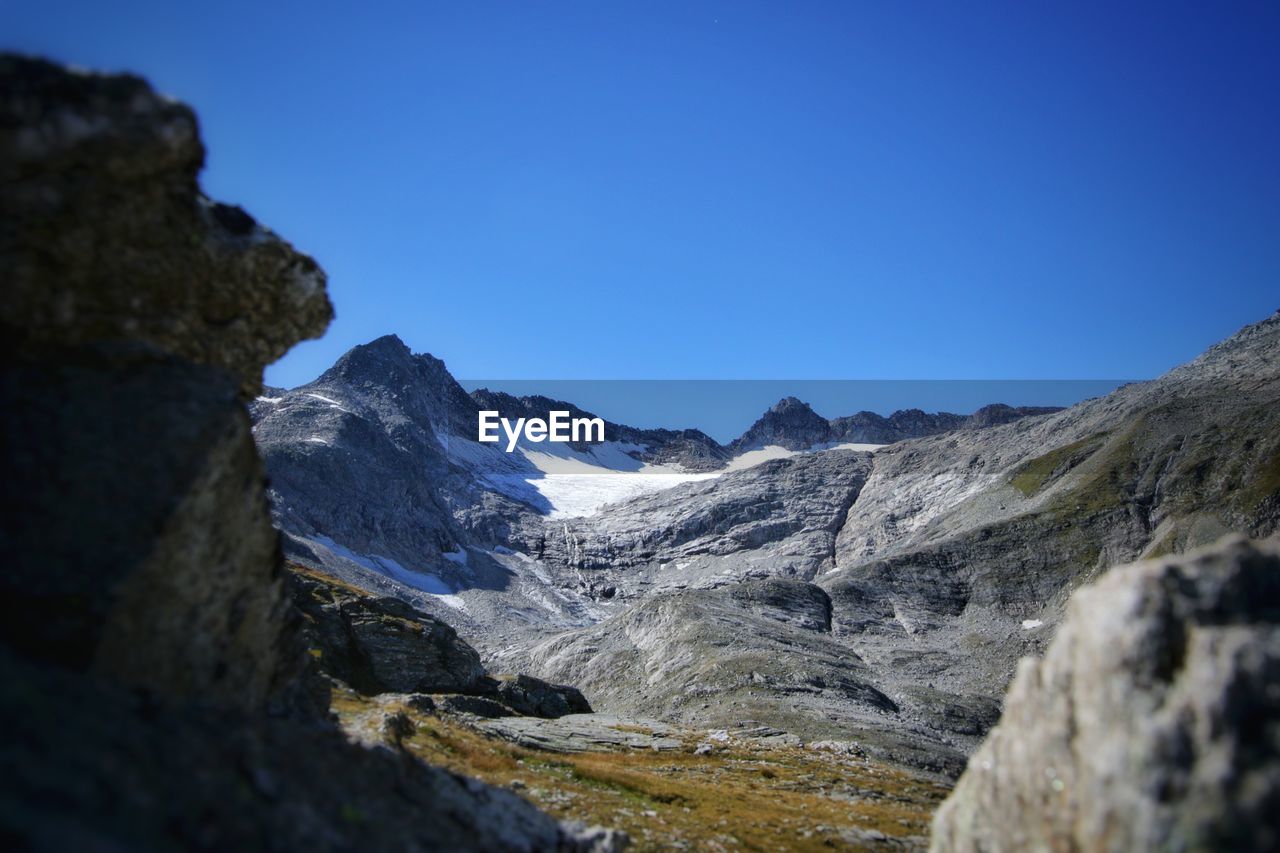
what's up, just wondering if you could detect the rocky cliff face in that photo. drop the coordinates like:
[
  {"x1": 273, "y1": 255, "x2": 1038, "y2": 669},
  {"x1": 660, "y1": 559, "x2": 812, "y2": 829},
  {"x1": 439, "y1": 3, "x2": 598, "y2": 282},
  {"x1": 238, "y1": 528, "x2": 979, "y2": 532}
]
[
  {"x1": 0, "y1": 54, "x2": 610, "y2": 851},
  {"x1": 931, "y1": 537, "x2": 1280, "y2": 852},
  {"x1": 0, "y1": 54, "x2": 333, "y2": 709},
  {"x1": 254, "y1": 311, "x2": 1279, "y2": 781}
]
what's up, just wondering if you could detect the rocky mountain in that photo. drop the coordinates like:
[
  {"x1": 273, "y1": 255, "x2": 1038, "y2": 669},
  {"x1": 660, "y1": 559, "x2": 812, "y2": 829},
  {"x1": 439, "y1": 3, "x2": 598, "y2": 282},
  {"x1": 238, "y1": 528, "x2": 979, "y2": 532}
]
[
  {"x1": 256, "y1": 309, "x2": 1280, "y2": 782},
  {"x1": 731, "y1": 397, "x2": 1064, "y2": 452},
  {"x1": 7, "y1": 51, "x2": 1279, "y2": 851}
]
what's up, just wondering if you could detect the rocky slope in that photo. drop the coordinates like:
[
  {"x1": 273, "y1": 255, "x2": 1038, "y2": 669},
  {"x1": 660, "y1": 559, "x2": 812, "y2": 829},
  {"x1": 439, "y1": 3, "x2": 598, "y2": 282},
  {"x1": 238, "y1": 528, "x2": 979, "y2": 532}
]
[
  {"x1": 0, "y1": 54, "x2": 611, "y2": 851},
  {"x1": 292, "y1": 565, "x2": 590, "y2": 718},
  {"x1": 253, "y1": 310, "x2": 1279, "y2": 779},
  {"x1": 931, "y1": 536, "x2": 1280, "y2": 852}
]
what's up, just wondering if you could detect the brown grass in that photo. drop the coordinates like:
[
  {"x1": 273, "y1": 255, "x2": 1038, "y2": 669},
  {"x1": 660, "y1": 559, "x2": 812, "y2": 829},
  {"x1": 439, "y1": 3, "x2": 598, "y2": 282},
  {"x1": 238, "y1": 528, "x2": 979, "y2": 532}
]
[{"x1": 331, "y1": 688, "x2": 949, "y2": 851}]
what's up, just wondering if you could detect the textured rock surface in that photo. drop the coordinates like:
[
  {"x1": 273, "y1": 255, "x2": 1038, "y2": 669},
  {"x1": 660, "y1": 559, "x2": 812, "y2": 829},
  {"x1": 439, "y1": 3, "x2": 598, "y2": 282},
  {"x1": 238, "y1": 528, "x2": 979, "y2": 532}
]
[
  {"x1": 490, "y1": 674, "x2": 593, "y2": 719},
  {"x1": 931, "y1": 537, "x2": 1280, "y2": 852},
  {"x1": 525, "y1": 450, "x2": 875, "y2": 595},
  {"x1": 0, "y1": 55, "x2": 332, "y2": 397},
  {"x1": 477, "y1": 714, "x2": 685, "y2": 753},
  {"x1": 0, "y1": 347, "x2": 299, "y2": 708},
  {"x1": 292, "y1": 565, "x2": 592, "y2": 718},
  {"x1": 0, "y1": 53, "x2": 331, "y2": 709},
  {"x1": 0, "y1": 55, "x2": 607, "y2": 851},
  {"x1": 505, "y1": 578, "x2": 968, "y2": 774},
  {"x1": 292, "y1": 567, "x2": 487, "y2": 695}
]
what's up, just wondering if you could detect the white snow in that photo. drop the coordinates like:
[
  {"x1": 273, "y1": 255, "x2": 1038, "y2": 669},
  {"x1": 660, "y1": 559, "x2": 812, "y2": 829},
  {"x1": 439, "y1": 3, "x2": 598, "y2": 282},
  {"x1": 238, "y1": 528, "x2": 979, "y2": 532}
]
[
  {"x1": 725, "y1": 442, "x2": 886, "y2": 472},
  {"x1": 255, "y1": 395, "x2": 283, "y2": 404},
  {"x1": 1021, "y1": 619, "x2": 1044, "y2": 630},
  {"x1": 524, "y1": 472, "x2": 718, "y2": 519},
  {"x1": 305, "y1": 392, "x2": 351, "y2": 413},
  {"x1": 310, "y1": 535, "x2": 468, "y2": 613},
  {"x1": 439, "y1": 419, "x2": 887, "y2": 520},
  {"x1": 305, "y1": 436, "x2": 329, "y2": 445},
  {"x1": 442, "y1": 547, "x2": 469, "y2": 565}
]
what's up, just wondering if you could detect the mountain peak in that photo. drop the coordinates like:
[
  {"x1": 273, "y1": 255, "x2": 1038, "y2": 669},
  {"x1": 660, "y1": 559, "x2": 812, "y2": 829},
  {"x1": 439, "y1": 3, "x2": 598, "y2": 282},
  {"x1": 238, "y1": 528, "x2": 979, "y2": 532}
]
[
  {"x1": 362, "y1": 333, "x2": 410, "y2": 354},
  {"x1": 731, "y1": 397, "x2": 831, "y2": 452},
  {"x1": 768, "y1": 396, "x2": 814, "y2": 414}
]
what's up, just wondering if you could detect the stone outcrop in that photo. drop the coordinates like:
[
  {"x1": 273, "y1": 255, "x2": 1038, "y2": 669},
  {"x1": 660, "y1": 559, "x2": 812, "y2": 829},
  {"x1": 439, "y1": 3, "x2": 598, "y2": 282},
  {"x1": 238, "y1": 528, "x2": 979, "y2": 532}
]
[
  {"x1": 488, "y1": 673, "x2": 593, "y2": 719},
  {"x1": 0, "y1": 55, "x2": 333, "y2": 398},
  {"x1": 0, "y1": 54, "x2": 332, "y2": 710},
  {"x1": 292, "y1": 566, "x2": 593, "y2": 719},
  {"x1": 292, "y1": 567, "x2": 487, "y2": 695},
  {"x1": 930, "y1": 537, "x2": 1280, "y2": 852},
  {"x1": 0, "y1": 54, "x2": 612, "y2": 851},
  {"x1": 1, "y1": 348, "x2": 300, "y2": 709}
]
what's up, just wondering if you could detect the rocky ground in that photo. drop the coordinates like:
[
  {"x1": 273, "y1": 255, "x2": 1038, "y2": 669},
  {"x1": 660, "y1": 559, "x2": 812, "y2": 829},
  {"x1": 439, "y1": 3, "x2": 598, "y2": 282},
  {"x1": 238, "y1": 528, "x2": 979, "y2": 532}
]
[{"x1": 333, "y1": 685, "x2": 950, "y2": 851}]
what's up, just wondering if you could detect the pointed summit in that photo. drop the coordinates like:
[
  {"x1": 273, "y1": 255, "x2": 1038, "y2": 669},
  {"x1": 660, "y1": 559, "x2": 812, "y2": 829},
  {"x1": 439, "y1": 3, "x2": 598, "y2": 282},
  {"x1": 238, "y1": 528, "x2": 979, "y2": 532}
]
[
  {"x1": 731, "y1": 397, "x2": 831, "y2": 453},
  {"x1": 768, "y1": 396, "x2": 813, "y2": 415}
]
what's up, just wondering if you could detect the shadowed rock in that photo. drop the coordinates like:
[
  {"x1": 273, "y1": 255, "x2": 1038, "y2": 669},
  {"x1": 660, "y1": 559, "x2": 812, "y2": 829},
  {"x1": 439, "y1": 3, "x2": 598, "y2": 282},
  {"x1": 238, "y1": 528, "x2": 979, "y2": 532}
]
[{"x1": 291, "y1": 567, "x2": 487, "y2": 695}]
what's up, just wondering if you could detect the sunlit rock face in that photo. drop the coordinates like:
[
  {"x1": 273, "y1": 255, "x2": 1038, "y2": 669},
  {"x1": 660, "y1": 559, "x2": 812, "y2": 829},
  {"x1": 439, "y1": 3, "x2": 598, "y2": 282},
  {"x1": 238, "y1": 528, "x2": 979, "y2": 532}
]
[{"x1": 931, "y1": 537, "x2": 1280, "y2": 853}]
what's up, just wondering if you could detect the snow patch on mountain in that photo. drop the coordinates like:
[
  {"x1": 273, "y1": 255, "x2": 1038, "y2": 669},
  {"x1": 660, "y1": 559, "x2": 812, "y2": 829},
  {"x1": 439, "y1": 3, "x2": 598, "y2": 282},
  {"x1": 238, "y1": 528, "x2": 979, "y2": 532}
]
[{"x1": 310, "y1": 534, "x2": 469, "y2": 613}]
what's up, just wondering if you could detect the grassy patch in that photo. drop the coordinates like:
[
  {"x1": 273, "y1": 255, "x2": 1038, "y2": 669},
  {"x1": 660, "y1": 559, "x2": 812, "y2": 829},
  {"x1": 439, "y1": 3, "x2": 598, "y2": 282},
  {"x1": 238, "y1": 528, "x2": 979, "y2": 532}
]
[
  {"x1": 1009, "y1": 433, "x2": 1108, "y2": 497},
  {"x1": 330, "y1": 688, "x2": 948, "y2": 851},
  {"x1": 1238, "y1": 445, "x2": 1280, "y2": 513}
]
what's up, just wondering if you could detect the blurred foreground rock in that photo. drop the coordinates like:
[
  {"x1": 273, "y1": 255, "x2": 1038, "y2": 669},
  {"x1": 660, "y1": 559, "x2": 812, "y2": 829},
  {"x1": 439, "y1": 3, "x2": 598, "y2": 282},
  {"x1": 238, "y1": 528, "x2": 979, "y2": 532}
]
[
  {"x1": 0, "y1": 54, "x2": 618, "y2": 851},
  {"x1": 931, "y1": 537, "x2": 1280, "y2": 852}
]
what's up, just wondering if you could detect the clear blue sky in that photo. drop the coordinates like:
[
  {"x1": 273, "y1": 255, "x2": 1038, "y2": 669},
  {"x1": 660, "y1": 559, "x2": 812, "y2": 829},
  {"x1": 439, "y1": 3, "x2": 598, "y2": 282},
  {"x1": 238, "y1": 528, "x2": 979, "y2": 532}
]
[{"x1": 8, "y1": 1, "x2": 1278, "y2": 386}]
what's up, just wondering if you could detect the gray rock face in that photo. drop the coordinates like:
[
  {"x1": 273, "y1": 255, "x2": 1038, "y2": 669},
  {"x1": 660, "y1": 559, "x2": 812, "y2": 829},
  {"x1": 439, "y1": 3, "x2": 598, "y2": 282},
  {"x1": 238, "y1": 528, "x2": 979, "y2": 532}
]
[
  {"x1": 503, "y1": 577, "x2": 969, "y2": 775},
  {"x1": 730, "y1": 396, "x2": 834, "y2": 452},
  {"x1": 292, "y1": 568, "x2": 486, "y2": 695},
  {"x1": 490, "y1": 673, "x2": 593, "y2": 719},
  {"x1": 524, "y1": 450, "x2": 874, "y2": 595},
  {"x1": 252, "y1": 334, "x2": 540, "y2": 594},
  {"x1": 477, "y1": 713, "x2": 686, "y2": 753},
  {"x1": 930, "y1": 537, "x2": 1280, "y2": 853},
  {"x1": 0, "y1": 53, "x2": 331, "y2": 710},
  {"x1": 292, "y1": 565, "x2": 593, "y2": 718}
]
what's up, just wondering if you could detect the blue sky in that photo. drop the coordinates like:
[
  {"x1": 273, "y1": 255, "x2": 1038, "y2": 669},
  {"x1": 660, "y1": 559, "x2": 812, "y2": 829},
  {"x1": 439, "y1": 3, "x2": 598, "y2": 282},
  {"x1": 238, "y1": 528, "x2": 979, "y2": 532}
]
[{"x1": 8, "y1": 1, "x2": 1279, "y2": 387}]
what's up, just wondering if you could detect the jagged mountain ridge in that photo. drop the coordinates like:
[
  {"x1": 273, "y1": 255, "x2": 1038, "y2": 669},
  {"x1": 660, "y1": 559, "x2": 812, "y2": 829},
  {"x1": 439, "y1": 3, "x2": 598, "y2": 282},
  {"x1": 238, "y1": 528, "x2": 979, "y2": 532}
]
[
  {"x1": 470, "y1": 387, "x2": 731, "y2": 471},
  {"x1": 729, "y1": 396, "x2": 1063, "y2": 452},
  {"x1": 252, "y1": 314, "x2": 1279, "y2": 775}
]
